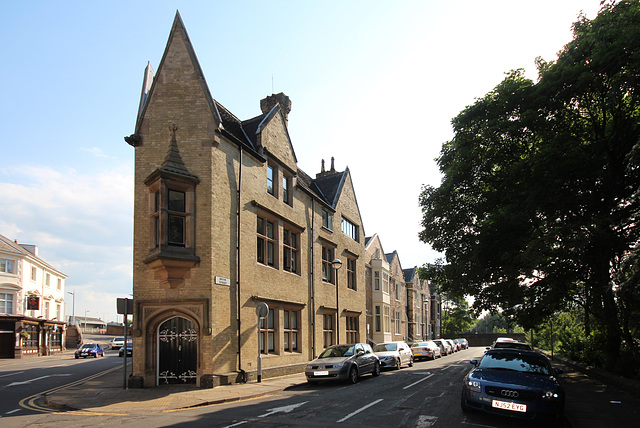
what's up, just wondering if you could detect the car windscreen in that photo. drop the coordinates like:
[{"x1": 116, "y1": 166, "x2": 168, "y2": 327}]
[
  {"x1": 373, "y1": 343, "x2": 397, "y2": 352},
  {"x1": 81, "y1": 344, "x2": 96, "y2": 349},
  {"x1": 411, "y1": 342, "x2": 429, "y2": 348},
  {"x1": 319, "y1": 345, "x2": 355, "y2": 358},
  {"x1": 493, "y1": 342, "x2": 532, "y2": 351},
  {"x1": 479, "y1": 352, "x2": 551, "y2": 375}
]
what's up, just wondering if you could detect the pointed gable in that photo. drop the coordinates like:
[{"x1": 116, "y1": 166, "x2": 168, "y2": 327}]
[
  {"x1": 365, "y1": 233, "x2": 387, "y2": 264},
  {"x1": 135, "y1": 11, "x2": 222, "y2": 136},
  {"x1": 255, "y1": 102, "x2": 297, "y2": 172}
]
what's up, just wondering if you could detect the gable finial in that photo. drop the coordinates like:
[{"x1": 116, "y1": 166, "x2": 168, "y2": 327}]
[{"x1": 169, "y1": 122, "x2": 178, "y2": 141}]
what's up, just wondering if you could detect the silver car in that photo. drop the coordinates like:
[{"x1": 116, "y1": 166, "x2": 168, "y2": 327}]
[
  {"x1": 433, "y1": 339, "x2": 453, "y2": 355},
  {"x1": 411, "y1": 341, "x2": 442, "y2": 361},
  {"x1": 373, "y1": 341, "x2": 413, "y2": 369},
  {"x1": 305, "y1": 343, "x2": 380, "y2": 384}
]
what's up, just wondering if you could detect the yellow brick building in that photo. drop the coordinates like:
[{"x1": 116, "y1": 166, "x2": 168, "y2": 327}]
[{"x1": 126, "y1": 12, "x2": 366, "y2": 388}]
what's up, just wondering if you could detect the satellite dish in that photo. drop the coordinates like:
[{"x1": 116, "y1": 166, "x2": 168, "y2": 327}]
[{"x1": 256, "y1": 302, "x2": 269, "y2": 319}]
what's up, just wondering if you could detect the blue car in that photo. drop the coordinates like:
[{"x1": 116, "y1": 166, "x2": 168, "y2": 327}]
[
  {"x1": 74, "y1": 343, "x2": 105, "y2": 359},
  {"x1": 461, "y1": 349, "x2": 564, "y2": 422}
]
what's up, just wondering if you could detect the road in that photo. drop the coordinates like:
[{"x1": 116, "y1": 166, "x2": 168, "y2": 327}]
[
  {"x1": 0, "y1": 335, "x2": 126, "y2": 426},
  {"x1": 1, "y1": 343, "x2": 638, "y2": 427},
  {"x1": 165, "y1": 347, "x2": 532, "y2": 427}
]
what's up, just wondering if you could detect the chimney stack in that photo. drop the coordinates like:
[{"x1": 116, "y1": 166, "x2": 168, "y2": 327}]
[{"x1": 260, "y1": 93, "x2": 292, "y2": 124}]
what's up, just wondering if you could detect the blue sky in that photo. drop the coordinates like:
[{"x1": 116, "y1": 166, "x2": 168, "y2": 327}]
[{"x1": 0, "y1": 0, "x2": 603, "y2": 322}]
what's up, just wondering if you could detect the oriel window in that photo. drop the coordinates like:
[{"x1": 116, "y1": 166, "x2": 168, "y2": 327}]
[{"x1": 168, "y1": 189, "x2": 186, "y2": 247}]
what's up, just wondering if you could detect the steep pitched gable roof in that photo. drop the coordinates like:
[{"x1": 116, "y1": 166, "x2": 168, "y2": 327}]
[
  {"x1": 136, "y1": 11, "x2": 222, "y2": 134},
  {"x1": 132, "y1": 11, "x2": 266, "y2": 161},
  {"x1": 314, "y1": 170, "x2": 346, "y2": 208}
]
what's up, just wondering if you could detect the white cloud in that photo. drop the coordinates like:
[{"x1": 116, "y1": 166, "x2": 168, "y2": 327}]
[{"x1": 0, "y1": 163, "x2": 133, "y2": 322}]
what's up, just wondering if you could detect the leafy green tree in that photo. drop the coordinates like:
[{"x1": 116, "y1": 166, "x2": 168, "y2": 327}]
[
  {"x1": 418, "y1": 1, "x2": 640, "y2": 370},
  {"x1": 420, "y1": 260, "x2": 476, "y2": 337}
]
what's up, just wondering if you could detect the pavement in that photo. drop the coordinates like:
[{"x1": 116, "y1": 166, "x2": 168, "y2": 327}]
[
  {"x1": 14, "y1": 347, "x2": 640, "y2": 425},
  {"x1": 41, "y1": 350, "x2": 307, "y2": 415}
]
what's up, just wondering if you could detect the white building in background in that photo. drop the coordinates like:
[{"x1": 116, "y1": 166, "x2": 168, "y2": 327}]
[{"x1": 0, "y1": 233, "x2": 67, "y2": 358}]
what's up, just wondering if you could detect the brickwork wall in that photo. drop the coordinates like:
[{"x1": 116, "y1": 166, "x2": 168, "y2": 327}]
[{"x1": 130, "y1": 17, "x2": 369, "y2": 387}]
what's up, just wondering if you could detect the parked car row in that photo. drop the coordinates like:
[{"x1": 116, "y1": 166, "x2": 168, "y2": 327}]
[{"x1": 305, "y1": 339, "x2": 470, "y2": 384}]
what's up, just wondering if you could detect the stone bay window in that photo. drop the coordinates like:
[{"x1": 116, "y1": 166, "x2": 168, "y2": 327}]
[{"x1": 143, "y1": 124, "x2": 200, "y2": 288}]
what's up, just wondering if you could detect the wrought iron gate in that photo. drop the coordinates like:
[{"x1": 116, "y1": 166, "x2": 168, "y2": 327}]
[{"x1": 157, "y1": 317, "x2": 197, "y2": 384}]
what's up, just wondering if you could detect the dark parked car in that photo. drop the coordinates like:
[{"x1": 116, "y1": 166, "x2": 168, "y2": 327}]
[
  {"x1": 74, "y1": 343, "x2": 104, "y2": 359},
  {"x1": 119, "y1": 342, "x2": 133, "y2": 357},
  {"x1": 456, "y1": 338, "x2": 469, "y2": 349},
  {"x1": 305, "y1": 343, "x2": 380, "y2": 384},
  {"x1": 461, "y1": 349, "x2": 564, "y2": 422}
]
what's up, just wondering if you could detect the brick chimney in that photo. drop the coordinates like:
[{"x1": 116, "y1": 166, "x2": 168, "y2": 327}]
[{"x1": 260, "y1": 93, "x2": 291, "y2": 124}]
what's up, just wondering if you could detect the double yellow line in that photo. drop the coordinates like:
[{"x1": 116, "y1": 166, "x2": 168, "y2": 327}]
[{"x1": 19, "y1": 364, "x2": 125, "y2": 415}]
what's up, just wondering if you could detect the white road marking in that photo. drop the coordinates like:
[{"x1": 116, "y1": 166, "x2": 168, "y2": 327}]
[
  {"x1": 5, "y1": 409, "x2": 22, "y2": 415},
  {"x1": 416, "y1": 415, "x2": 438, "y2": 427},
  {"x1": 7, "y1": 373, "x2": 71, "y2": 387},
  {"x1": 0, "y1": 371, "x2": 24, "y2": 378},
  {"x1": 337, "y1": 398, "x2": 383, "y2": 423},
  {"x1": 258, "y1": 401, "x2": 308, "y2": 418},
  {"x1": 222, "y1": 421, "x2": 247, "y2": 428},
  {"x1": 403, "y1": 373, "x2": 435, "y2": 390}
]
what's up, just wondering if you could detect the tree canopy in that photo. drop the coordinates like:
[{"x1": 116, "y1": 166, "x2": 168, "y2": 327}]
[{"x1": 419, "y1": 0, "x2": 640, "y2": 370}]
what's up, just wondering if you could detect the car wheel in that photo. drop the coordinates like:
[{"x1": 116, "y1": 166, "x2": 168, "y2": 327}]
[
  {"x1": 75, "y1": 355, "x2": 79, "y2": 359},
  {"x1": 347, "y1": 366, "x2": 358, "y2": 384},
  {"x1": 408, "y1": 357, "x2": 413, "y2": 367},
  {"x1": 94, "y1": 353, "x2": 98, "y2": 358},
  {"x1": 396, "y1": 358, "x2": 402, "y2": 370},
  {"x1": 372, "y1": 361, "x2": 380, "y2": 377}
]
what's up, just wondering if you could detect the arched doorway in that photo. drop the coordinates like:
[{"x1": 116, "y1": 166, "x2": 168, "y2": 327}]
[{"x1": 157, "y1": 316, "x2": 198, "y2": 384}]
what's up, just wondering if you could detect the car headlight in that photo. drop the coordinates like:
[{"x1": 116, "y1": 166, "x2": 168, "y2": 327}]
[
  {"x1": 332, "y1": 362, "x2": 345, "y2": 368},
  {"x1": 466, "y1": 380, "x2": 481, "y2": 392},
  {"x1": 542, "y1": 391, "x2": 561, "y2": 400}
]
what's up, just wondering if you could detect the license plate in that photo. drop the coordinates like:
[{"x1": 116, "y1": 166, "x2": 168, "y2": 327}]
[
  {"x1": 314, "y1": 371, "x2": 329, "y2": 376},
  {"x1": 414, "y1": 352, "x2": 423, "y2": 356},
  {"x1": 492, "y1": 400, "x2": 526, "y2": 413}
]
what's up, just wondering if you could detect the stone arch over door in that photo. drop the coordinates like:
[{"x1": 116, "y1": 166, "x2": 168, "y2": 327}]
[{"x1": 157, "y1": 316, "x2": 198, "y2": 384}]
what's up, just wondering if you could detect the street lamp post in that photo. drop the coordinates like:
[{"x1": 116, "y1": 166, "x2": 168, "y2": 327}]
[
  {"x1": 67, "y1": 291, "x2": 75, "y2": 325},
  {"x1": 332, "y1": 258, "x2": 342, "y2": 345}
]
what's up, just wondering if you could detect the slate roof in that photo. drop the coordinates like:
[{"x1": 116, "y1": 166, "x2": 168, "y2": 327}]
[
  {"x1": 134, "y1": 11, "x2": 349, "y2": 212},
  {"x1": 403, "y1": 267, "x2": 416, "y2": 283}
]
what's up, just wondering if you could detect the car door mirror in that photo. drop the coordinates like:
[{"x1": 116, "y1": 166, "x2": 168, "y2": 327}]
[
  {"x1": 357, "y1": 350, "x2": 365, "y2": 356},
  {"x1": 470, "y1": 359, "x2": 478, "y2": 366}
]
